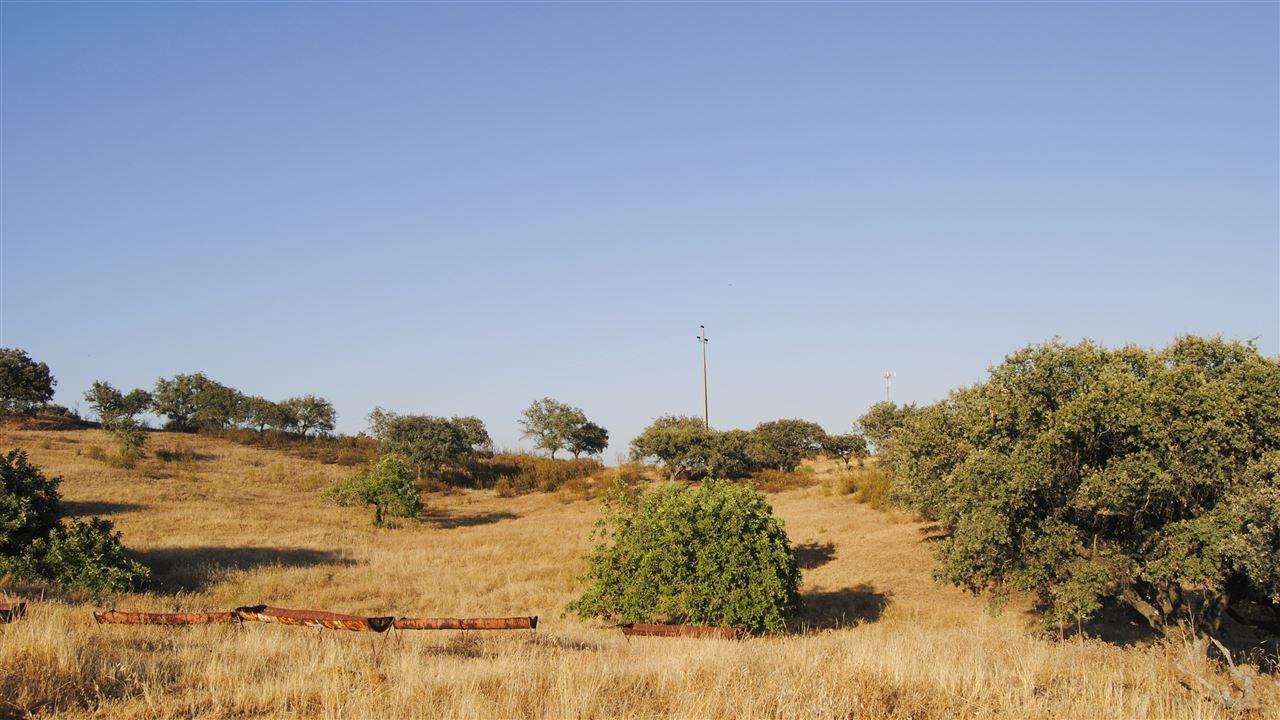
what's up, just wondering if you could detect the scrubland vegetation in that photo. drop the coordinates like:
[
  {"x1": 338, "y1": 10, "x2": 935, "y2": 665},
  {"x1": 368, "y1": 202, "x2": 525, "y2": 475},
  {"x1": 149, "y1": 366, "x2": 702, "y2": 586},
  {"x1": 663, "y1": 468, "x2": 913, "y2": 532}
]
[{"x1": 0, "y1": 337, "x2": 1276, "y2": 718}]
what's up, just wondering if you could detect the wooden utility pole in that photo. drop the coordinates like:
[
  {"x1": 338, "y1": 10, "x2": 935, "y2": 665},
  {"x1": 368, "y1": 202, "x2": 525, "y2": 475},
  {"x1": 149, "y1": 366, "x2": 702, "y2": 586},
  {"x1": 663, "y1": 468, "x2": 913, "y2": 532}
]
[{"x1": 697, "y1": 325, "x2": 710, "y2": 428}]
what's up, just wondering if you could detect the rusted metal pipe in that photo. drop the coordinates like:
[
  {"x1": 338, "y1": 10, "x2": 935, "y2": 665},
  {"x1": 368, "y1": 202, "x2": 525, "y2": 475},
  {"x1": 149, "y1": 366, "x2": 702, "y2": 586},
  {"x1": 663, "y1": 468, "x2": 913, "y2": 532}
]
[
  {"x1": 235, "y1": 605, "x2": 395, "y2": 632},
  {"x1": 93, "y1": 610, "x2": 238, "y2": 626},
  {"x1": 0, "y1": 601, "x2": 26, "y2": 623},
  {"x1": 392, "y1": 616, "x2": 537, "y2": 630},
  {"x1": 620, "y1": 623, "x2": 743, "y2": 640}
]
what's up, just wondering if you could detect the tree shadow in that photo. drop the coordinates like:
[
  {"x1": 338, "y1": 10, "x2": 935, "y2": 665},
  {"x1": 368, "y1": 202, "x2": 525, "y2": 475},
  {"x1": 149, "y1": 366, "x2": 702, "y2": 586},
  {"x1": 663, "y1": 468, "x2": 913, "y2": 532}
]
[
  {"x1": 61, "y1": 500, "x2": 146, "y2": 516},
  {"x1": 1070, "y1": 599, "x2": 1279, "y2": 671},
  {"x1": 795, "y1": 541, "x2": 837, "y2": 570},
  {"x1": 794, "y1": 584, "x2": 890, "y2": 631},
  {"x1": 136, "y1": 546, "x2": 355, "y2": 593},
  {"x1": 426, "y1": 510, "x2": 519, "y2": 529},
  {"x1": 1069, "y1": 599, "x2": 1162, "y2": 647},
  {"x1": 918, "y1": 524, "x2": 949, "y2": 542},
  {"x1": 153, "y1": 448, "x2": 218, "y2": 462}
]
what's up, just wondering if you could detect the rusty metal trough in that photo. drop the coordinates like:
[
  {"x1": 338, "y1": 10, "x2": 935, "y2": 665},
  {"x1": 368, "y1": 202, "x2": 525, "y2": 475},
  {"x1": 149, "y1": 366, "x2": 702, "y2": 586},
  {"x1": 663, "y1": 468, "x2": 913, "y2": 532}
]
[
  {"x1": 235, "y1": 605, "x2": 395, "y2": 632},
  {"x1": 0, "y1": 601, "x2": 26, "y2": 623},
  {"x1": 93, "y1": 610, "x2": 239, "y2": 626},
  {"x1": 393, "y1": 616, "x2": 537, "y2": 630},
  {"x1": 620, "y1": 623, "x2": 743, "y2": 640}
]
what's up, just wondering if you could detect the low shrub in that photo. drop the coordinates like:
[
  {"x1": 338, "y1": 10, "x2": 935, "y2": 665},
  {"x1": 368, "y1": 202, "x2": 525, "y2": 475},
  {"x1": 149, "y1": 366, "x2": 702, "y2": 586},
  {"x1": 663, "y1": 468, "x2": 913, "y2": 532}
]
[
  {"x1": 837, "y1": 467, "x2": 892, "y2": 508},
  {"x1": 568, "y1": 479, "x2": 801, "y2": 633},
  {"x1": 0, "y1": 450, "x2": 149, "y2": 592},
  {"x1": 15, "y1": 518, "x2": 150, "y2": 592},
  {"x1": 471, "y1": 454, "x2": 602, "y2": 494},
  {"x1": 214, "y1": 428, "x2": 376, "y2": 466},
  {"x1": 751, "y1": 468, "x2": 818, "y2": 493}
]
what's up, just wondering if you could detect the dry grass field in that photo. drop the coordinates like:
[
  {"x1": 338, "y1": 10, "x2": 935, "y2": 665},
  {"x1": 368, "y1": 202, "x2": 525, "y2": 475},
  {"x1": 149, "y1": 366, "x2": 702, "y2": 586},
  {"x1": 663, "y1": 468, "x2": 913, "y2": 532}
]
[{"x1": 0, "y1": 426, "x2": 1275, "y2": 719}]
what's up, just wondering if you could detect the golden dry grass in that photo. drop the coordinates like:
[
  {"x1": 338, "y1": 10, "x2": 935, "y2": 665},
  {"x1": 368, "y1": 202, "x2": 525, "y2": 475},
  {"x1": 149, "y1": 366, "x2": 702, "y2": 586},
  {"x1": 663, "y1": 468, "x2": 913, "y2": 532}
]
[{"x1": 0, "y1": 428, "x2": 1276, "y2": 719}]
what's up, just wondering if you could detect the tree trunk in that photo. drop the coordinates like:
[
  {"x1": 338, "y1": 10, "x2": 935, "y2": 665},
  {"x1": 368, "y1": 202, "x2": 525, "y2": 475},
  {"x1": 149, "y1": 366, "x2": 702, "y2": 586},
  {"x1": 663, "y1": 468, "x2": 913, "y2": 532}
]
[{"x1": 374, "y1": 504, "x2": 383, "y2": 526}]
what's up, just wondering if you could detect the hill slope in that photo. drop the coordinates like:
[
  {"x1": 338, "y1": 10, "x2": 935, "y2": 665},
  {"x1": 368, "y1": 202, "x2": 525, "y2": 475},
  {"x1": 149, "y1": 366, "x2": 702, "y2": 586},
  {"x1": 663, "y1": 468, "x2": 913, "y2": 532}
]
[{"x1": 0, "y1": 427, "x2": 1273, "y2": 718}]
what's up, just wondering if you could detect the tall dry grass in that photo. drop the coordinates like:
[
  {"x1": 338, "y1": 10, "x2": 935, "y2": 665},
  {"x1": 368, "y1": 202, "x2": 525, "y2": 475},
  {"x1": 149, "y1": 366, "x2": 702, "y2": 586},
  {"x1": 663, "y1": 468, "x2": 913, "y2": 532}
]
[{"x1": 0, "y1": 427, "x2": 1275, "y2": 719}]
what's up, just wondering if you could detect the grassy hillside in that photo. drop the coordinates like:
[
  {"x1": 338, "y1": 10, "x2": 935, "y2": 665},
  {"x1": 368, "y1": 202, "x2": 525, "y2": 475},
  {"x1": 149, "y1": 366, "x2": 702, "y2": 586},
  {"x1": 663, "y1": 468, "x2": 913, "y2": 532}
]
[{"x1": 0, "y1": 427, "x2": 1274, "y2": 718}]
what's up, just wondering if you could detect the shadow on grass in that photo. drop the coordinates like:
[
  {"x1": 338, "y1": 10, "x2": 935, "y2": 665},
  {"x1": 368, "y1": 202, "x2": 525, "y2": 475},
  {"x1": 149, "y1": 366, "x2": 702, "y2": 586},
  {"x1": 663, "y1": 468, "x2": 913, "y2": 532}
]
[
  {"x1": 918, "y1": 524, "x2": 949, "y2": 542},
  {"x1": 795, "y1": 541, "x2": 837, "y2": 570},
  {"x1": 136, "y1": 546, "x2": 354, "y2": 593},
  {"x1": 795, "y1": 584, "x2": 890, "y2": 631},
  {"x1": 153, "y1": 448, "x2": 218, "y2": 463},
  {"x1": 61, "y1": 500, "x2": 147, "y2": 516},
  {"x1": 1069, "y1": 598, "x2": 1279, "y2": 671},
  {"x1": 426, "y1": 510, "x2": 519, "y2": 529}
]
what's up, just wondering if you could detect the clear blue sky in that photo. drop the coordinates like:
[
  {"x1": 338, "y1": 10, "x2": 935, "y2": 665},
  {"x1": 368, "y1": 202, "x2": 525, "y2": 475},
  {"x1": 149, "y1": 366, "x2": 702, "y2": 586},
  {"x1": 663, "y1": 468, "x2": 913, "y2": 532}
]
[{"x1": 3, "y1": 2, "x2": 1277, "y2": 458}]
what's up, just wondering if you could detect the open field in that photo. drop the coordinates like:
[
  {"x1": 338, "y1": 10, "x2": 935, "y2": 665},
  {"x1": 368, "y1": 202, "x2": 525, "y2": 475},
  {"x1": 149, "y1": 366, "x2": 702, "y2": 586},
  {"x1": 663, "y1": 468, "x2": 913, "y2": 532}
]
[{"x1": 0, "y1": 427, "x2": 1275, "y2": 719}]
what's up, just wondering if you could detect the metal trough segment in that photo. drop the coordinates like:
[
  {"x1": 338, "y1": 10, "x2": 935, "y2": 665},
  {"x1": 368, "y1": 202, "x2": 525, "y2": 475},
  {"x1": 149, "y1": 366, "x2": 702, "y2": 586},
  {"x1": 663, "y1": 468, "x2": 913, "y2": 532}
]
[
  {"x1": 235, "y1": 605, "x2": 395, "y2": 632},
  {"x1": 0, "y1": 601, "x2": 26, "y2": 623},
  {"x1": 392, "y1": 616, "x2": 538, "y2": 630},
  {"x1": 93, "y1": 610, "x2": 238, "y2": 626}
]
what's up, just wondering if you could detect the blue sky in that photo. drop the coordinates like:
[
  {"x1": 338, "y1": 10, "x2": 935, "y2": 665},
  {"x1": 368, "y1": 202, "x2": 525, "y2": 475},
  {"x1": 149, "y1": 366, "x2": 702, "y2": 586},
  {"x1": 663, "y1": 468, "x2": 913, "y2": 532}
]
[{"x1": 3, "y1": 2, "x2": 1277, "y2": 458}]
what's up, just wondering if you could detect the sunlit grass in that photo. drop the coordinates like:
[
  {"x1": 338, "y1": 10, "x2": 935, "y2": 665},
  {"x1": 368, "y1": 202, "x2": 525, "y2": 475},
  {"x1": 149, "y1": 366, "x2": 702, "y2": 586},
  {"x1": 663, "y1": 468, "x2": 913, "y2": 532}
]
[{"x1": 0, "y1": 427, "x2": 1272, "y2": 718}]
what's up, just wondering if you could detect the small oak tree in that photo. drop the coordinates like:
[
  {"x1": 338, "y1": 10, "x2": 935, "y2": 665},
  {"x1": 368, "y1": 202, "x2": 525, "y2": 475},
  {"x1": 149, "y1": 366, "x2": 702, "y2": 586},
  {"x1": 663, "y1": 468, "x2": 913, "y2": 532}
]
[
  {"x1": 750, "y1": 419, "x2": 827, "y2": 472},
  {"x1": 0, "y1": 349, "x2": 55, "y2": 415},
  {"x1": 822, "y1": 433, "x2": 869, "y2": 469},
  {"x1": 282, "y1": 395, "x2": 336, "y2": 438},
  {"x1": 567, "y1": 420, "x2": 609, "y2": 459},
  {"x1": 629, "y1": 415, "x2": 715, "y2": 480},
  {"x1": 323, "y1": 455, "x2": 423, "y2": 527},
  {"x1": 519, "y1": 398, "x2": 584, "y2": 458}
]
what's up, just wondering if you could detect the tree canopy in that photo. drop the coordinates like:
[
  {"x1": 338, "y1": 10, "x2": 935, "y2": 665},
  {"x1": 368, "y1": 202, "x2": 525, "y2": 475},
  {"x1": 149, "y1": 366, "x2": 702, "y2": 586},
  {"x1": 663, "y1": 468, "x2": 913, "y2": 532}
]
[
  {"x1": 0, "y1": 349, "x2": 55, "y2": 415},
  {"x1": 629, "y1": 415, "x2": 716, "y2": 480},
  {"x1": 750, "y1": 419, "x2": 827, "y2": 472},
  {"x1": 879, "y1": 336, "x2": 1280, "y2": 636},
  {"x1": 368, "y1": 408, "x2": 491, "y2": 477},
  {"x1": 520, "y1": 398, "x2": 608, "y2": 459},
  {"x1": 84, "y1": 381, "x2": 151, "y2": 425},
  {"x1": 282, "y1": 395, "x2": 336, "y2": 438},
  {"x1": 822, "y1": 433, "x2": 869, "y2": 469}
]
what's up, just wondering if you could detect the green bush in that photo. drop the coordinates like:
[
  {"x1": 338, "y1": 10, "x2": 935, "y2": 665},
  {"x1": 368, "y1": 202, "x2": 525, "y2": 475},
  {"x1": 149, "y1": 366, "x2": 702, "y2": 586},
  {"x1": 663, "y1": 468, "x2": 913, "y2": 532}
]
[
  {"x1": 568, "y1": 479, "x2": 801, "y2": 633},
  {"x1": 323, "y1": 455, "x2": 423, "y2": 527},
  {"x1": 105, "y1": 418, "x2": 147, "y2": 465},
  {"x1": 880, "y1": 336, "x2": 1280, "y2": 636},
  {"x1": 0, "y1": 450, "x2": 149, "y2": 592},
  {"x1": 0, "y1": 449, "x2": 60, "y2": 556},
  {"x1": 15, "y1": 518, "x2": 150, "y2": 592}
]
